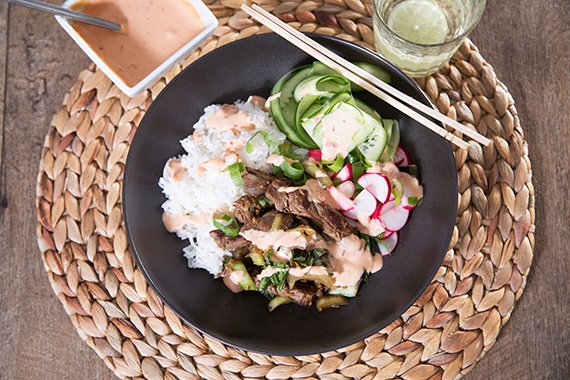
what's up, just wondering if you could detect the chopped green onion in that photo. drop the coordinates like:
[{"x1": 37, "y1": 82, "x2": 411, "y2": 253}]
[
  {"x1": 246, "y1": 131, "x2": 279, "y2": 154},
  {"x1": 213, "y1": 213, "x2": 240, "y2": 237},
  {"x1": 303, "y1": 163, "x2": 332, "y2": 187},
  {"x1": 228, "y1": 162, "x2": 245, "y2": 187},
  {"x1": 258, "y1": 197, "x2": 272, "y2": 207},
  {"x1": 246, "y1": 251, "x2": 266, "y2": 267},
  {"x1": 408, "y1": 196, "x2": 419, "y2": 206},
  {"x1": 392, "y1": 178, "x2": 403, "y2": 205},
  {"x1": 280, "y1": 160, "x2": 305, "y2": 181},
  {"x1": 271, "y1": 213, "x2": 284, "y2": 231},
  {"x1": 326, "y1": 155, "x2": 344, "y2": 173},
  {"x1": 302, "y1": 161, "x2": 332, "y2": 187},
  {"x1": 278, "y1": 142, "x2": 301, "y2": 160},
  {"x1": 268, "y1": 296, "x2": 291, "y2": 312}
]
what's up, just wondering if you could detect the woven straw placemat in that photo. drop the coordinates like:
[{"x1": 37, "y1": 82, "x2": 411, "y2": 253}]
[{"x1": 35, "y1": 0, "x2": 535, "y2": 379}]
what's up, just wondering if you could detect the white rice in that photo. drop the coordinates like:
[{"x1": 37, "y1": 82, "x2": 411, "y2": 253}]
[{"x1": 159, "y1": 100, "x2": 288, "y2": 275}]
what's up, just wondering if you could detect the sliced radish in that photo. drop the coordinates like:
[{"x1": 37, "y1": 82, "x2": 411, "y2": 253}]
[
  {"x1": 308, "y1": 149, "x2": 322, "y2": 161},
  {"x1": 331, "y1": 163, "x2": 352, "y2": 182},
  {"x1": 343, "y1": 208, "x2": 358, "y2": 220},
  {"x1": 357, "y1": 173, "x2": 391, "y2": 203},
  {"x1": 399, "y1": 172, "x2": 423, "y2": 210},
  {"x1": 337, "y1": 181, "x2": 356, "y2": 198},
  {"x1": 353, "y1": 189, "x2": 377, "y2": 217},
  {"x1": 377, "y1": 232, "x2": 398, "y2": 256},
  {"x1": 328, "y1": 186, "x2": 355, "y2": 211},
  {"x1": 393, "y1": 145, "x2": 411, "y2": 167},
  {"x1": 379, "y1": 200, "x2": 410, "y2": 231},
  {"x1": 379, "y1": 230, "x2": 394, "y2": 239},
  {"x1": 371, "y1": 202, "x2": 382, "y2": 220},
  {"x1": 343, "y1": 189, "x2": 377, "y2": 219}
]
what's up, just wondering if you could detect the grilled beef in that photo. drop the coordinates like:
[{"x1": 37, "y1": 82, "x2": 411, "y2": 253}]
[{"x1": 265, "y1": 183, "x2": 354, "y2": 240}]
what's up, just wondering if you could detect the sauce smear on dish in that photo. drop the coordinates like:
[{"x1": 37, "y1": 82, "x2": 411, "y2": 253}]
[{"x1": 71, "y1": 0, "x2": 204, "y2": 86}]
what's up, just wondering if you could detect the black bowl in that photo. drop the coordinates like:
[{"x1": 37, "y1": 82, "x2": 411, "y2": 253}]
[{"x1": 123, "y1": 33, "x2": 457, "y2": 355}]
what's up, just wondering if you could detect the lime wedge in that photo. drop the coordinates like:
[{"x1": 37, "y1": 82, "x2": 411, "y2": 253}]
[{"x1": 387, "y1": 0, "x2": 449, "y2": 45}]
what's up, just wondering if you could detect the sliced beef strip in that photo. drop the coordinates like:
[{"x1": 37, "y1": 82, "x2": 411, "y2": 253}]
[
  {"x1": 242, "y1": 209, "x2": 295, "y2": 232},
  {"x1": 267, "y1": 282, "x2": 322, "y2": 307},
  {"x1": 209, "y1": 230, "x2": 250, "y2": 251},
  {"x1": 265, "y1": 184, "x2": 354, "y2": 240},
  {"x1": 243, "y1": 168, "x2": 291, "y2": 193},
  {"x1": 232, "y1": 194, "x2": 268, "y2": 225}
]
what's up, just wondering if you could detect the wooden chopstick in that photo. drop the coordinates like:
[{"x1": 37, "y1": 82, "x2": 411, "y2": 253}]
[{"x1": 242, "y1": 4, "x2": 473, "y2": 150}]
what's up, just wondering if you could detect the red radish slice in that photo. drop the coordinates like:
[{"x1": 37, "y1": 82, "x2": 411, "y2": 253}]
[
  {"x1": 331, "y1": 163, "x2": 352, "y2": 182},
  {"x1": 343, "y1": 189, "x2": 377, "y2": 220},
  {"x1": 308, "y1": 149, "x2": 322, "y2": 161},
  {"x1": 371, "y1": 202, "x2": 382, "y2": 220},
  {"x1": 394, "y1": 145, "x2": 411, "y2": 167},
  {"x1": 377, "y1": 232, "x2": 398, "y2": 256},
  {"x1": 337, "y1": 181, "x2": 356, "y2": 198},
  {"x1": 327, "y1": 186, "x2": 355, "y2": 211},
  {"x1": 399, "y1": 172, "x2": 423, "y2": 210},
  {"x1": 343, "y1": 208, "x2": 358, "y2": 220},
  {"x1": 353, "y1": 189, "x2": 377, "y2": 217},
  {"x1": 380, "y1": 230, "x2": 394, "y2": 239},
  {"x1": 357, "y1": 173, "x2": 391, "y2": 203},
  {"x1": 379, "y1": 200, "x2": 410, "y2": 231}
]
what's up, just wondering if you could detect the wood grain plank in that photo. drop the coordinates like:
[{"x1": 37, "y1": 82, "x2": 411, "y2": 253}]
[
  {"x1": 0, "y1": 0, "x2": 8, "y2": 200},
  {"x1": 0, "y1": 3, "x2": 114, "y2": 380},
  {"x1": 467, "y1": 0, "x2": 570, "y2": 378}
]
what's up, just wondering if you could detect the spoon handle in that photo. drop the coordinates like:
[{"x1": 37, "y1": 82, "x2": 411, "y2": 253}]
[{"x1": 8, "y1": 0, "x2": 122, "y2": 32}]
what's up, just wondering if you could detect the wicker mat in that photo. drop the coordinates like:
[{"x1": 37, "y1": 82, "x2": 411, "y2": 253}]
[{"x1": 35, "y1": 0, "x2": 535, "y2": 379}]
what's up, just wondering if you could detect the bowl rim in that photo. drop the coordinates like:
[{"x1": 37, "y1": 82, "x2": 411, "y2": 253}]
[
  {"x1": 123, "y1": 32, "x2": 458, "y2": 355},
  {"x1": 55, "y1": 0, "x2": 218, "y2": 97}
]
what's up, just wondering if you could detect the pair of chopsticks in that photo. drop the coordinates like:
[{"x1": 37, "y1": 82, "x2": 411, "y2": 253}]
[{"x1": 241, "y1": 4, "x2": 491, "y2": 150}]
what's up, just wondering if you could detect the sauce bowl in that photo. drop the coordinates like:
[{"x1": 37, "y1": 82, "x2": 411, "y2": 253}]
[{"x1": 56, "y1": 0, "x2": 217, "y2": 97}]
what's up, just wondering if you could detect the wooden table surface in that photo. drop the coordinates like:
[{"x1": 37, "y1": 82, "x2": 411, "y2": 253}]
[{"x1": 1, "y1": 0, "x2": 569, "y2": 379}]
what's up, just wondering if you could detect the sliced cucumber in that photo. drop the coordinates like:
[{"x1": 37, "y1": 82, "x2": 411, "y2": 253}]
[
  {"x1": 302, "y1": 101, "x2": 373, "y2": 152},
  {"x1": 293, "y1": 74, "x2": 350, "y2": 102},
  {"x1": 357, "y1": 117, "x2": 387, "y2": 164},
  {"x1": 311, "y1": 61, "x2": 337, "y2": 75},
  {"x1": 351, "y1": 62, "x2": 392, "y2": 92},
  {"x1": 272, "y1": 65, "x2": 318, "y2": 148},
  {"x1": 380, "y1": 119, "x2": 400, "y2": 162},
  {"x1": 269, "y1": 66, "x2": 311, "y2": 148},
  {"x1": 352, "y1": 98, "x2": 382, "y2": 123}
]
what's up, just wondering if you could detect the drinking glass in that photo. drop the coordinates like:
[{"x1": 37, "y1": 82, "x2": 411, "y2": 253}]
[{"x1": 373, "y1": 0, "x2": 486, "y2": 76}]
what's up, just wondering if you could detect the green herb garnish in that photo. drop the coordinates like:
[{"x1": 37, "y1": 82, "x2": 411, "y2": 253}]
[
  {"x1": 292, "y1": 248, "x2": 327, "y2": 267},
  {"x1": 259, "y1": 270, "x2": 287, "y2": 292}
]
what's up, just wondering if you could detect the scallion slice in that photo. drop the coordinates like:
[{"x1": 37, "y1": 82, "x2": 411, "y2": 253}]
[
  {"x1": 246, "y1": 131, "x2": 279, "y2": 154},
  {"x1": 228, "y1": 162, "x2": 245, "y2": 187},
  {"x1": 213, "y1": 213, "x2": 240, "y2": 237},
  {"x1": 280, "y1": 160, "x2": 305, "y2": 181},
  {"x1": 326, "y1": 155, "x2": 344, "y2": 173}
]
